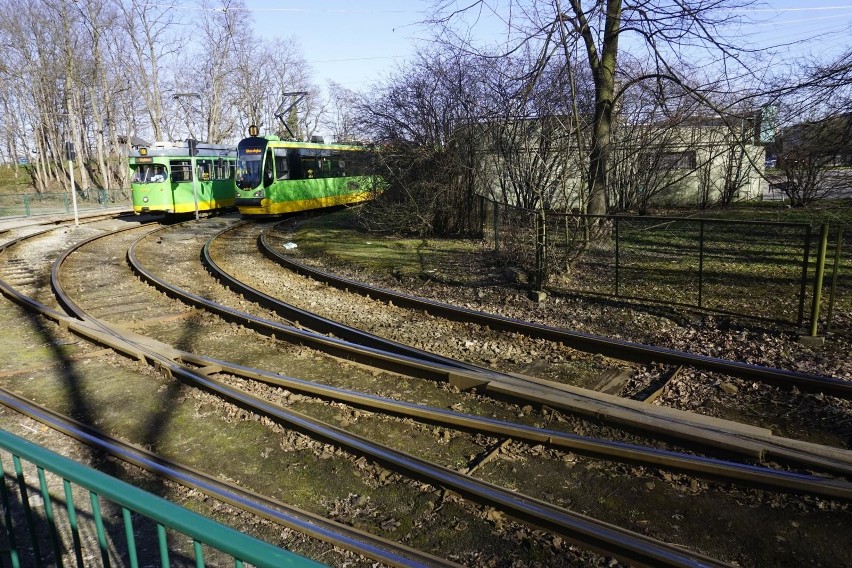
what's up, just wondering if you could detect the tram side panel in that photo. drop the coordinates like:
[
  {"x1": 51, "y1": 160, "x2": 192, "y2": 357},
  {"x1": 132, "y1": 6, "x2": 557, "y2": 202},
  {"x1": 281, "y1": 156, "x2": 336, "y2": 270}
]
[
  {"x1": 129, "y1": 143, "x2": 236, "y2": 215},
  {"x1": 234, "y1": 133, "x2": 376, "y2": 216}
]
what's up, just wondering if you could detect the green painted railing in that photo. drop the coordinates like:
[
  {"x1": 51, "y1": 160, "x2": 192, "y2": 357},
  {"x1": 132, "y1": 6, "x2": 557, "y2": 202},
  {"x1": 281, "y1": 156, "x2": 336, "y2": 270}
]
[
  {"x1": 0, "y1": 189, "x2": 131, "y2": 217},
  {"x1": 0, "y1": 429, "x2": 325, "y2": 568}
]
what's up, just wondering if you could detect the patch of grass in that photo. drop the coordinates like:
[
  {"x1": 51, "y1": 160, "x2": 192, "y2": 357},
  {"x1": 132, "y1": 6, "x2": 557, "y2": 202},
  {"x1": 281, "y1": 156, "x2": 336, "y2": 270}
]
[
  {"x1": 288, "y1": 205, "x2": 850, "y2": 331},
  {"x1": 0, "y1": 165, "x2": 34, "y2": 195},
  {"x1": 688, "y1": 198, "x2": 852, "y2": 225},
  {"x1": 291, "y1": 209, "x2": 487, "y2": 284}
]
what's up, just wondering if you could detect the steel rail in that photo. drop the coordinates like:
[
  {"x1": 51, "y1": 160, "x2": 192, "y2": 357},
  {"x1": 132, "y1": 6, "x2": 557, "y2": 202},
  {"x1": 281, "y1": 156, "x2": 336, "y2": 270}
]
[
  {"x1": 124, "y1": 223, "x2": 852, "y2": 477},
  {"x1": 0, "y1": 224, "x2": 464, "y2": 568},
  {"x1": 0, "y1": 209, "x2": 138, "y2": 234},
  {"x1": 129, "y1": 223, "x2": 495, "y2": 384},
  {"x1": 0, "y1": 388, "x2": 461, "y2": 568},
  {"x1": 176, "y1": 351, "x2": 852, "y2": 501},
  {"x1": 156, "y1": 360, "x2": 735, "y2": 568},
  {"x1": 184, "y1": 223, "x2": 852, "y2": 477},
  {"x1": 49, "y1": 222, "x2": 734, "y2": 567},
  {"x1": 22, "y1": 221, "x2": 850, "y2": 495},
  {"x1": 204, "y1": 221, "x2": 494, "y2": 375},
  {"x1": 256, "y1": 228, "x2": 852, "y2": 398},
  {"x1": 0, "y1": 218, "x2": 158, "y2": 322}
]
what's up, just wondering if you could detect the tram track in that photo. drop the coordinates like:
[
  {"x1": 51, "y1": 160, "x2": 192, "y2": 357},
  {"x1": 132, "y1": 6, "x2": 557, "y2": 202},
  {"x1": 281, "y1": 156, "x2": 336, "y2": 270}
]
[
  {"x1": 194, "y1": 221, "x2": 852, "y2": 476},
  {"x1": 0, "y1": 218, "x2": 467, "y2": 567},
  {"x1": 258, "y1": 224, "x2": 852, "y2": 399},
  {"x1": 112, "y1": 220, "x2": 852, "y2": 553},
  {"x1": 38, "y1": 222, "x2": 737, "y2": 567},
  {"x1": 68, "y1": 219, "x2": 852, "y2": 488},
  {"x1": 0, "y1": 388, "x2": 461, "y2": 568},
  {"x1": 8, "y1": 312, "x2": 734, "y2": 568},
  {"x1": 1, "y1": 215, "x2": 850, "y2": 567}
]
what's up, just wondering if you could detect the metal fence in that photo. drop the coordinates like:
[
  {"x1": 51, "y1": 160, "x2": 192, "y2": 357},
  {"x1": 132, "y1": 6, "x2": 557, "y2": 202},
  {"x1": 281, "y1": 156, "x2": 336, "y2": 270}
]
[
  {"x1": 485, "y1": 198, "x2": 849, "y2": 333},
  {"x1": 0, "y1": 429, "x2": 323, "y2": 568},
  {"x1": 0, "y1": 189, "x2": 131, "y2": 218}
]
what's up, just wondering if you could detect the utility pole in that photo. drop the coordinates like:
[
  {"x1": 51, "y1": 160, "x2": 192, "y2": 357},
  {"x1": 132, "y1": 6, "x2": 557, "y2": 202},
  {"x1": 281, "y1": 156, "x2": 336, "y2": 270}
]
[
  {"x1": 187, "y1": 138, "x2": 199, "y2": 220},
  {"x1": 65, "y1": 141, "x2": 79, "y2": 226},
  {"x1": 174, "y1": 93, "x2": 202, "y2": 220}
]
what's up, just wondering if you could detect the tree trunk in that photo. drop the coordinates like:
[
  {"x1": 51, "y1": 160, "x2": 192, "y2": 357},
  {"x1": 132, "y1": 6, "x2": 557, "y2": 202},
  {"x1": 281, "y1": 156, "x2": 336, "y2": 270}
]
[{"x1": 569, "y1": 0, "x2": 621, "y2": 216}]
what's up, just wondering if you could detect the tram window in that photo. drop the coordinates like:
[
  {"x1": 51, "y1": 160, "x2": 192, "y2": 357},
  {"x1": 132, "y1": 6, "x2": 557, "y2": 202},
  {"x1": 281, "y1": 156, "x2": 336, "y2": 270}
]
[
  {"x1": 263, "y1": 151, "x2": 274, "y2": 186},
  {"x1": 274, "y1": 149, "x2": 289, "y2": 180},
  {"x1": 302, "y1": 158, "x2": 319, "y2": 179},
  {"x1": 213, "y1": 158, "x2": 230, "y2": 180},
  {"x1": 236, "y1": 157, "x2": 260, "y2": 188},
  {"x1": 316, "y1": 158, "x2": 333, "y2": 178},
  {"x1": 288, "y1": 154, "x2": 303, "y2": 179},
  {"x1": 132, "y1": 164, "x2": 168, "y2": 183},
  {"x1": 170, "y1": 160, "x2": 193, "y2": 182},
  {"x1": 346, "y1": 151, "x2": 370, "y2": 176},
  {"x1": 196, "y1": 159, "x2": 213, "y2": 181}
]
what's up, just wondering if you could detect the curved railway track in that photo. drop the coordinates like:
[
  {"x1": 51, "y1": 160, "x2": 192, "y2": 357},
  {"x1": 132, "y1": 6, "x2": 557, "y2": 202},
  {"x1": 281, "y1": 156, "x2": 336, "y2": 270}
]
[
  {"x1": 196, "y1": 222, "x2": 852, "y2": 476},
  {"x1": 24, "y1": 218, "x2": 728, "y2": 567},
  {"x1": 58, "y1": 220, "x2": 852, "y2": 488},
  {"x1": 257, "y1": 225, "x2": 851, "y2": 398},
  {"x1": 0, "y1": 213, "x2": 849, "y2": 567}
]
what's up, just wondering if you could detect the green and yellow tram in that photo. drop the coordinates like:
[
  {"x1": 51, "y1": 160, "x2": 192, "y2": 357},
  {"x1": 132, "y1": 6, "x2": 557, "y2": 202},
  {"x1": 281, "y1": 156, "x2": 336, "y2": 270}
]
[
  {"x1": 234, "y1": 126, "x2": 375, "y2": 216},
  {"x1": 129, "y1": 141, "x2": 236, "y2": 214}
]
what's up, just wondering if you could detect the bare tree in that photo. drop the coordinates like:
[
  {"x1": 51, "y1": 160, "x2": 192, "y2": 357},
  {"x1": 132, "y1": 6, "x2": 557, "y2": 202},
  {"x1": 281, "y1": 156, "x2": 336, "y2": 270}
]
[
  {"x1": 189, "y1": 0, "x2": 247, "y2": 143},
  {"x1": 74, "y1": 0, "x2": 119, "y2": 190},
  {"x1": 360, "y1": 48, "x2": 490, "y2": 236},
  {"x1": 772, "y1": 114, "x2": 852, "y2": 206},
  {"x1": 765, "y1": 49, "x2": 852, "y2": 205},
  {"x1": 117, "y1": 0, "x2": 182, "y2": 142},
  {"x1": 430, "y1": 0, "x2": 761, "y2": 215},
  {"x1": 324, "y1": 81, "x2": 369, "y2": 143},
  {"x1": 608, "y1": 75, "x2": 762, "y2": 213},
  {"x1": 228, "y1": 37, "x2": 322, "y2": 141}
]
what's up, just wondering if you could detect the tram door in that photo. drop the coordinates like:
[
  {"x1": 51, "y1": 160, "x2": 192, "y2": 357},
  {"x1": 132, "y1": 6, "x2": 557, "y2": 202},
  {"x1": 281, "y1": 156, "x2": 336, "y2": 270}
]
[
  {"x1": 196, "y1": 159, "x2": 214, "y2": 206},
  {"x1": 263, "y1": 150, "x2": 274, "y2": 188}
]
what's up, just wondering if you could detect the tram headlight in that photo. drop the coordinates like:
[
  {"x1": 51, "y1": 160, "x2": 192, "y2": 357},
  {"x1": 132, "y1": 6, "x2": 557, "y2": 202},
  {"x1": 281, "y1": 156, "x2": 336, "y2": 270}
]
[
  {"x1": 253, "y1": 190, "x2": 263, "y2": 197},
  {"x1": 142, "y1": 196, "x2": 149, "y2": 203}
]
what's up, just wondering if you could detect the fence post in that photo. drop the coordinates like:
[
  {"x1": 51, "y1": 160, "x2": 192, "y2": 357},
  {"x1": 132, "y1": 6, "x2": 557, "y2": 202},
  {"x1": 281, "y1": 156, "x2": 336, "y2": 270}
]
[
  {"x1": 24, "y1": 194, "x2": 31, "y2": 216},
  {"x1": 698, "y1": 220, "x2": 705, "y2": 308},
  {"x1": 797, "y1": 225, "x2": 812, "y2": 327},
  {"x1": 808, "y1": 223, "x2": 830, "y2": 337},
  {"x1": 493, "y1": 200, "x2": 499, "y2": 253},
  {"x1": 533, "y1": 210, "x2": 547, "y2": 290},
  {"x1": 479, "y1": 195, "x2": 486, "y2": 237},
  {"x1": 824, "y1": 227, "x2": 843, "y2": 334},
  {"x1": 614, "y1": 217, "x2": 620, "y2": 297}
]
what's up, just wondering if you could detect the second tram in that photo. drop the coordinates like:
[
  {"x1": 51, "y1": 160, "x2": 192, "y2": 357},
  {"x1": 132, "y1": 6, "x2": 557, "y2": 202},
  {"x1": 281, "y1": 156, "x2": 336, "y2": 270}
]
[
  {"x1": 234, "y1": 127, "x2": 375, "y2": 216},
  {"x1": 129, "y1": 141, "x2": 236, "y2": 214}
]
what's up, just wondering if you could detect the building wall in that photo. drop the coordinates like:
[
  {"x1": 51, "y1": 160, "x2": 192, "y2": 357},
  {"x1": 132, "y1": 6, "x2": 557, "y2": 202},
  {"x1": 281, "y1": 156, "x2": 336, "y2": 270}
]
[{"x1": 477, "y1": 120, "x2": 766, "y2": 210}]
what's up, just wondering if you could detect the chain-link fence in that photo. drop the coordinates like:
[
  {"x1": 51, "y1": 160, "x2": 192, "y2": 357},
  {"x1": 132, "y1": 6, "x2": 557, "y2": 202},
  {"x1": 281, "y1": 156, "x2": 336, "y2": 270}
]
[
  {"x1": 483, "y1": 197, "x2": 849, "y2": 334},
  {"x1": 0, "y1": 188, "x2": 131, "y2": 218}
]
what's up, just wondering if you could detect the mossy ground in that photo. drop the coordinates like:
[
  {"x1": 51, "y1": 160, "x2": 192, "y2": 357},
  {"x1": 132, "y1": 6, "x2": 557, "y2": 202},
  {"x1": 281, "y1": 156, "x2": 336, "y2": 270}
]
[{"x1": 285, "y1": 204, "x2": 851, "y2": 335}]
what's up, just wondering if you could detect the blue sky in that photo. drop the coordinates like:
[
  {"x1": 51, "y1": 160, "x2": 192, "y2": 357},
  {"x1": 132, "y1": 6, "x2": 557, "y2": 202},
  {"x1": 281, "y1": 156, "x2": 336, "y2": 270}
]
[
  {"x1": 244, "y1": 1, "x2": 431, "y2": 90},
  {"x1": 740, "y1": 1, "x2": 852, "y2": 58},
  {"x1": 242, "y1": 1, "x2": 852, "y2": 91}
]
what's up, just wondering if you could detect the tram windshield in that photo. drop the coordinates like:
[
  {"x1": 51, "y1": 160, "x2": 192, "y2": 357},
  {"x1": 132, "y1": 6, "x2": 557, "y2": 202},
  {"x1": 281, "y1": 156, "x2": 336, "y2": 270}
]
[
  {"x1": 235, "y1": 154, "x2": 262, "y2": 189},
  {"x1": 131, "y1": 163, "x2": 168, "y2": 184},
  {"x1": 236, "y1": 137, "x2": 267, "y2": 189}
]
